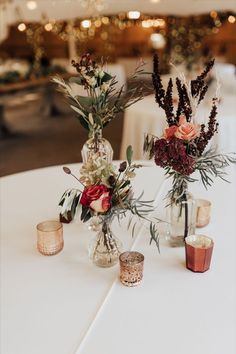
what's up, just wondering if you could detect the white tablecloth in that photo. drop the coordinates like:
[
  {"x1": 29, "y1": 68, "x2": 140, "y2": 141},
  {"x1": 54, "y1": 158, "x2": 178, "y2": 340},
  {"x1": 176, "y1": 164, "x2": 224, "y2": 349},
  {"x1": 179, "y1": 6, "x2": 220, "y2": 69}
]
[
  {"x1": 120, "y1": 90, "x2": 236, "y2": 160},
  {"x1": 1, "y1": 162, "x2": 236, "y2": 354}
]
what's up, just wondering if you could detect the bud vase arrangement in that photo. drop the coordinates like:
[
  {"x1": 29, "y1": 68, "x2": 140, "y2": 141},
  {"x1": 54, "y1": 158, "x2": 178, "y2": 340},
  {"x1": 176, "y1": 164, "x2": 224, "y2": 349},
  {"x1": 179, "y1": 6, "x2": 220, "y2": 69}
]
[
  {"x1": 59, "y1": 146, "x2": 160, "y2": 267},
  {"x1": 144, "y1": 54, "x2": 236, "y2": 246},
  {"x1": 53, "y1": 53, "x2": 145, "y2": 163}
]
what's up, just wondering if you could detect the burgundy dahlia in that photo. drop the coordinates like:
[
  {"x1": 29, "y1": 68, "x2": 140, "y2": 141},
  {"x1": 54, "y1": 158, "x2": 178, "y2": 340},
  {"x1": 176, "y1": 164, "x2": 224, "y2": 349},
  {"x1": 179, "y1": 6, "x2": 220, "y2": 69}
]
[{"x1": 154, "y1": 137, "x2": 195, "y2": 176}]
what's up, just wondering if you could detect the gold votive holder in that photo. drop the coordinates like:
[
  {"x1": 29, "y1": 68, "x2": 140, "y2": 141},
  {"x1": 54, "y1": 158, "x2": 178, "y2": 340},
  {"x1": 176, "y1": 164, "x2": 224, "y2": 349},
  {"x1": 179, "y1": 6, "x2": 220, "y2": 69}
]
[
  {"x1": 196, "y1": 199, "x2": 211, "y2": 228},
  {"x1": 185, "y1": 235, "x2": 214, "y2": 273},
  {"x1": 36, "y1": 220, "x2": 64, "y2": 256},
  {"x1": 119, "y1": 251, "x2": 144, "y2": 287}
]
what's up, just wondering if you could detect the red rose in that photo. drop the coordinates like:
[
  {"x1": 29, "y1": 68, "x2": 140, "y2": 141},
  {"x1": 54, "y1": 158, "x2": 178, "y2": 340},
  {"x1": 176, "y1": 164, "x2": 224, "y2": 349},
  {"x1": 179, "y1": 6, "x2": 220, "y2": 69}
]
[{"x1": 80, "y1": 185, "x2": 111, "y2": 213}]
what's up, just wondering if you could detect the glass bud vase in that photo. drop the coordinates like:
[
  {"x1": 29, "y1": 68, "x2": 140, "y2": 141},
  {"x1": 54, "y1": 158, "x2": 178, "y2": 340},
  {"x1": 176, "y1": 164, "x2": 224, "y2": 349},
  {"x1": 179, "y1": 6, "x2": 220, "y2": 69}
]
[
  {"x1": 89, "y1": 219, "x2": 122, "y2": 268},
  {"x1": 81, "y1": 129, "x2": 113, "y2": 164},
  {"x1": 166, "y1": 190, "x2": 196, "y2": 247}
]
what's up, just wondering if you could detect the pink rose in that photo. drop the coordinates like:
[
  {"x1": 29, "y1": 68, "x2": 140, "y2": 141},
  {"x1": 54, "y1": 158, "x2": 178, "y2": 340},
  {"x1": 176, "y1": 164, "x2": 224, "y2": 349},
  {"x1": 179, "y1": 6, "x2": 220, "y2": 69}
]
[
  {"x1": 80, "y1": 185, "x2": 111, "y2": 213},
  {"x1": 174, "y1": 116, "x2": 200, "y2": 141},
  {"x1": 163, "y1": 125, "x2": 178, "y2": 140}
]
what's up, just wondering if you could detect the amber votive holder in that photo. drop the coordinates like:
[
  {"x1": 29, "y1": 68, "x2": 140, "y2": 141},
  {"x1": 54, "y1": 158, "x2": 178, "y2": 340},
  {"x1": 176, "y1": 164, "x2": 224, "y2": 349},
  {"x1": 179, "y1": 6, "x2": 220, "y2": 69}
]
[
  {"x1": 119, "y1": 251, "x2": 144, "y2": 287},
  {"x1": 36, "y1": 220, "x2": 64, "y2": 256},
  {"x1": 196, "y1": 199, "x2": 211, "y2": 228},
  {"x1": 185, "y1": 235, "x2": 214, "y2": 273}
]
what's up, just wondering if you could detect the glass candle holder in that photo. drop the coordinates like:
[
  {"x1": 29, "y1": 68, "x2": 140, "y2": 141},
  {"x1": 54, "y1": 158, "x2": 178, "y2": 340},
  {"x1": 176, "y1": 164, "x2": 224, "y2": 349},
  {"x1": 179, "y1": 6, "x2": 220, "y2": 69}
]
[
  {"x1": 185, "y1": 235, "x2": 214, "y2": 273},
  {"x1": 37, "y1": 220, "x2": 64, "y2": 256},
  {"x1": 119, "y1": 251, "x2": 144, "y2": 287},
  {"x1": 196, "y1": 199, "x2": 211, "y2": 228}
]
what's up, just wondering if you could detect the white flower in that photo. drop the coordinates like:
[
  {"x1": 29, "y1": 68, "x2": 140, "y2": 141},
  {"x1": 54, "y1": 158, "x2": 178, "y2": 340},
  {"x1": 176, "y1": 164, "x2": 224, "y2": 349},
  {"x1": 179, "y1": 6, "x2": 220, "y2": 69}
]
[
  {"x1": 95, "y1": 67, "x2": 105, "y2": 79},
  {"x1": 101, "y1": 82, "x2": 110, "y2": 92}
]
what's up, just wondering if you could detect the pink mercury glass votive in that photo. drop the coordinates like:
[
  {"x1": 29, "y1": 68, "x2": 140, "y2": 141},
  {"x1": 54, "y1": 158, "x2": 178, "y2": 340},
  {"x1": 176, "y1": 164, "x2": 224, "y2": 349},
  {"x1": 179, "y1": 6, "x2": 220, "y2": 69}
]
[{"x1": 37, "y1": 220, "x2": 64, "y2": 256}]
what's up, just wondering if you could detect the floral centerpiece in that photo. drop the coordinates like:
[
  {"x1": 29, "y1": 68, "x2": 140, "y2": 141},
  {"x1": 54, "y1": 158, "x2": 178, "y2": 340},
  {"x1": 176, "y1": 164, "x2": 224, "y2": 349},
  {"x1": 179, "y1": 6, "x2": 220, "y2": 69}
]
[
  {"x1": 53, "y1": 53, "x2": 144, "y2": 163},
  {"x1": 59, "y1": 146, "x2": 159, "y2": 267},
  {"x1": 144, "y1": 54, "x2": 236, "y2": 247}
]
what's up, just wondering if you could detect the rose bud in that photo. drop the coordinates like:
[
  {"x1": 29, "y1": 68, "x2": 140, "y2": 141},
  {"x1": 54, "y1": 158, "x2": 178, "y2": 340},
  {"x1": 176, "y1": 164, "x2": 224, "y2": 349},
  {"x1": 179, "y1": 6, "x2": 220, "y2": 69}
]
[
  {"x1": 63, "y1": 166, "x2": 71, "y2": 174},
  {"x1": 119, "y1": 161, "x2": 127, "y2": 172},
  {"x1": 108, "y1": 175, "x2": 116, "y2": 186}
]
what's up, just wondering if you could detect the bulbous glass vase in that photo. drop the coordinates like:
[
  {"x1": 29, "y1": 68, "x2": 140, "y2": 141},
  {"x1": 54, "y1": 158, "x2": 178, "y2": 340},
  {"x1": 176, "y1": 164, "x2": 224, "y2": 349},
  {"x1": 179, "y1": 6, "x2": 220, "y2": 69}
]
[
  {"x1": 81, "y1": 129, "x2": 113, "y2": 164},
  {"x1": 88, "y1": 219, "x2": 122, "y2": 268}
]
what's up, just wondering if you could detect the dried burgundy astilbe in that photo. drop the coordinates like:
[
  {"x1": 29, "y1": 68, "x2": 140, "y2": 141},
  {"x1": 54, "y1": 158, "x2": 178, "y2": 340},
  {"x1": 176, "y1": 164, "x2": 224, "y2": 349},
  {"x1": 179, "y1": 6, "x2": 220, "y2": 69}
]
[
  {"x1": 152, "y1": 54, "x2": 176, "y2": 126},
  {"x1": 192, "y1": 98, "x2": 219, "y2": 156},
  {"x1": 191, "y1": 59, "x2": 215, "y2": 99},
  {"x1": 175, "y1": 78, "x2": 192, "y2": 122},
  {"x1": 154, "y1": 138, "x2": 195, "y2": 176}
]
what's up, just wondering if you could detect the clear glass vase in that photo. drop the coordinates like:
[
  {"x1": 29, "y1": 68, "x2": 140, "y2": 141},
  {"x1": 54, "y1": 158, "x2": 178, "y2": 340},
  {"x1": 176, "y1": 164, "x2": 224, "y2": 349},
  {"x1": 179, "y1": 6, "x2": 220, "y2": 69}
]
[
  {"x1": 88, "y1": 219, "x2": 122, "y2": 267},
  {"x1": 81, "y1": 129, "x2": 113, "y2": 164},
  {"x1": 166, "y1": 189, "x2": 196, "y2": 247}
]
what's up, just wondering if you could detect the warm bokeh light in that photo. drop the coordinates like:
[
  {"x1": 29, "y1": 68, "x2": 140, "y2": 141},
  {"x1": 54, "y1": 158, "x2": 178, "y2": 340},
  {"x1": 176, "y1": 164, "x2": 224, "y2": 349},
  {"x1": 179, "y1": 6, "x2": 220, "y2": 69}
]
[
  {"x1": 26, "y1": 1, "x2": 37, "y2": 10},
  {"x1": 18, "y1": 23, "x2": 26, "y2": 31},
  {"x1": 81, "y1": 19, "x2": 91, "y2": 28},
  {"x1": 228, "y1": 15, "x2": 236, "y2": 23},
  {"x1": 150, "y1": 33, "x2": 166, "y2": 49},
  {"x1": 150, "y1": 0, "x2": 160, "y2": 3},
  {"x1": 44, "y1": 23, "x2": 53, "y2": 31},
  {"x1": 142, "y1": 18, "x2": 165, "y2": 28},
  {"x1": 210, "y1": 11, "x2": 218, "y2": 18},
  {"x1": 127, "y1": 11, "x2": 141, "y2": 19}
]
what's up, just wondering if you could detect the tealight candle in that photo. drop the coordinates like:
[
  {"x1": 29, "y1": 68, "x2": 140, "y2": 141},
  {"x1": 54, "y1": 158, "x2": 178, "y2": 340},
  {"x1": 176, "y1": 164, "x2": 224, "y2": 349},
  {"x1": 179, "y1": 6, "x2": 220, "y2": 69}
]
[
  {"x1": 36, "y1": 220, "x2": 64, "y2": 256},
  {"x1": 196, "y1": 199, "x2": 211, "y2": 228},
  {"x1": 185, "y1": 235, "x2": 214, "y2": 272},
  {"x1": 119, "y1": 251, "x2": 144, "y2": 287}
]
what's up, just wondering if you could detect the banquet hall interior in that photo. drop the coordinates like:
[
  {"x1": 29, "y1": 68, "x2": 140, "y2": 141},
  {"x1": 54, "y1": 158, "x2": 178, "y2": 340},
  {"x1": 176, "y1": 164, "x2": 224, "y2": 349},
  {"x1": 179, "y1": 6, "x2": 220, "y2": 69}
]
[{"x1": 0, "y1": 0, "x2": 236, "y2": 176}]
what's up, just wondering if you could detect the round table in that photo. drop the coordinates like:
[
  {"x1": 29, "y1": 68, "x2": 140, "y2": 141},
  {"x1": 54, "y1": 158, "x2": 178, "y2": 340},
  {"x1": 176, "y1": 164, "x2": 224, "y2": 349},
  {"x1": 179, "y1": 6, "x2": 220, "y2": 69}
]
[{"x1": 1, "y1": 162, "x2": 236, "y2": 354}]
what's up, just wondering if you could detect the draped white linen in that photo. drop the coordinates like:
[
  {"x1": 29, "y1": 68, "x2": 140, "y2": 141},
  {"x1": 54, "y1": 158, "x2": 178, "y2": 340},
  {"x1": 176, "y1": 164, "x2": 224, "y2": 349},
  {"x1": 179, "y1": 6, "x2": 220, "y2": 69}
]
[{"x1": 1, "y1": 162, "x2": 236, "y2": 354}]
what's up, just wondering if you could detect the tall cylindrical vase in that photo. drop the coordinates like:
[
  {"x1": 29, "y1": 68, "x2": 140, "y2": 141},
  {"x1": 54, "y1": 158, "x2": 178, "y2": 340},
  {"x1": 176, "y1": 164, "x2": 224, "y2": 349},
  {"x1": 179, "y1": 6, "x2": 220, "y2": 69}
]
[
  {"x1": 166, "y1": 188, "x2": 196, "y2": 247},
  {"x1": 81, "y1": 129, "x2": 113, "y2": 164},
  {"x1": 89, "y1": 219, "x2": 122, "y2": 267}
]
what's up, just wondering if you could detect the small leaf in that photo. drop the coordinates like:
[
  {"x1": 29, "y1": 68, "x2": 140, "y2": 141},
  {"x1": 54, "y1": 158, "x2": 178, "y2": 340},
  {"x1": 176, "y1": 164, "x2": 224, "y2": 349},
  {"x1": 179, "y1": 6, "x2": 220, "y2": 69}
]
[{"x1": 126, "y1": 145, "x2": 133, "y2": 166}]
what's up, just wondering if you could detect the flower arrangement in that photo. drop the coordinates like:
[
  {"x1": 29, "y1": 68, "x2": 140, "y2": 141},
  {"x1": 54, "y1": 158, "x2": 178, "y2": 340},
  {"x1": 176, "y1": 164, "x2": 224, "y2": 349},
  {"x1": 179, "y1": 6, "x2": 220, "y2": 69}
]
[
  {"x1": 53, "y1": 53, "x2": 144, "y2": 136},
  {"x1": 59, "y1": 146, "x2": 160, "y2": 251},
  {"x1": 144, "y1": 54, "x2": 236, "y2": 243}
]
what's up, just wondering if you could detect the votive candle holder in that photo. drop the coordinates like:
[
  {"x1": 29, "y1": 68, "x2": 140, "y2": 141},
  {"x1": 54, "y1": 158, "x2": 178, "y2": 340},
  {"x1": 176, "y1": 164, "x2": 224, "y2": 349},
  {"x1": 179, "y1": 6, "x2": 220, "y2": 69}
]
[
  {"x1": 119, "y1": 251, "x2": 144, "y2": 287},
  {"x1": 37, "y1": 220, "x2": 64, "y2": 256},
  {"x1": 185, "y1": 235, "x2": 214, "y2": 273},
  {"x1": 196, "y1": 199, "x2": 211, "y2": 228}
]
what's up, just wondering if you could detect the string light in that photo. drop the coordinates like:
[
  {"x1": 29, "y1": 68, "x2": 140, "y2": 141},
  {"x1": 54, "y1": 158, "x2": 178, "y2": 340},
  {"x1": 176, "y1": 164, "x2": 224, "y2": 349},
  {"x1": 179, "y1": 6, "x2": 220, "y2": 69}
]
[
  {"x1": 18, "y1": 23, "x2": 26, "y2": 31},
  {"x1": 228, "y1": 15, "x2": 235, "y2": 23},
  {"x1": 127, "y1": 11, "x2": 140, "y2": 19},
  {"x1": 44, "y1": 23, "x2": 53, "y2": 31},
  {"x1": 81, "y1": 19, "x2": 91, "y2": 28}
]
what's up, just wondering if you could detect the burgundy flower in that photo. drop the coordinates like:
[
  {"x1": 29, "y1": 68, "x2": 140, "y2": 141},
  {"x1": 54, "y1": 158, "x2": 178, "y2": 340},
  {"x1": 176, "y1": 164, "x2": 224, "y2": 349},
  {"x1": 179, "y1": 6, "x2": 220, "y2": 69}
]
[
  {"x1": 154, "y1": 137, "x2": 195, "y2": 176},
  {"x1": 80, "y1": 185, "x2": 111, "y2": 212}
]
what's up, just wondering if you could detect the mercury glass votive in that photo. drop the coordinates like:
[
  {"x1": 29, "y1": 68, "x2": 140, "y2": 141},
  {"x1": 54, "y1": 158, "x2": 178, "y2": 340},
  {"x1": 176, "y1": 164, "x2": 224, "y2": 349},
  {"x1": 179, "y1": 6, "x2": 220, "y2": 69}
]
[
  {"x1": 196, "y1": 199, "x2": 211, "y2": 228},
  {"x1": 37, "y1": 220, "x2": 64, "y2": 256},
  {"x1": 185, "y1": 235, "x2": 214, "y2": 273},
  {"x1": 119, "y1": 251, "x2": 144, "y2": 287}
]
